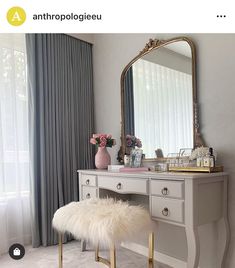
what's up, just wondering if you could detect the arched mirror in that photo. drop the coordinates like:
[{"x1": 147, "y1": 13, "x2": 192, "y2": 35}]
[{"x1": 120, "y1": 37, "x2": 204, "y2": 161}]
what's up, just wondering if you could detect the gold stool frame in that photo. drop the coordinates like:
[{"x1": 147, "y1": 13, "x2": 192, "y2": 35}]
[{"x1": 58, "y1": 232, "x2": 154, "y2": 268}]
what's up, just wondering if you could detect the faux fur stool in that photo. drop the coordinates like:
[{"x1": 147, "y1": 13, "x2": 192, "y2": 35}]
[{"x1": 52, "y1": 198, "x2": 154, "y2": 268}]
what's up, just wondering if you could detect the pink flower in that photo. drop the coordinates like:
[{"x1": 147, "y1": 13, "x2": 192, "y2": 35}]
[
  {"x1": 93, "y1": 134, "x2": 100, "y2": 139},
  {"x1": 136, "y1": 139, "x2": 142, "y2": 148},
  {"x1": 127, "y1": 139, "x2": 132, "y2": 147},
  {"x1": 90, "y1": 138, "x2": 97, "y2": 145},
  {"x1": 100, "y1": 135, "x2": 107, "y2": 143},
  {"x1": 126, "y1": 134, "x2": 142, "y2": 148},
  {"x1": 100, "y1": 141, "x2": 107, "y2": 147},
  {"x1": 90, "y1": 133, "x2": 116, "y2": 148}
]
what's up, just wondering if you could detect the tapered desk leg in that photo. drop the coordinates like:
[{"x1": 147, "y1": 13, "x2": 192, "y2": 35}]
[
  {"x1": 219, "y1": 217, "x2": 230, "y2": 268},
  {"x1": 218, "y1": 178, "x2": 230, "y2": 268},
  {"x1": 186, "y1": 226, "x2": 200, "y2": 268}
]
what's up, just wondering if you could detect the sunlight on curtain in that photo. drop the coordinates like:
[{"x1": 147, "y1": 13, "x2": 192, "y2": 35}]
[
  {"x1": 133, "y1": 59, "x2": 193, "y2": 158},
  {"x1": 0, "y1": 34, "x2": 31, "y2": 255}
]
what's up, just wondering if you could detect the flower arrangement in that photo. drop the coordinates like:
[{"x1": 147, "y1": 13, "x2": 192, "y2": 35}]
[
  {"x1": 126, "y1": 134, "x2": 142, "y2": 148},
  {"x1": 90, "y1": 134, "x2": 116, "y2": 148},
  {"x1": 189, "y1": 146, "x2": 210, "y2": 160}
]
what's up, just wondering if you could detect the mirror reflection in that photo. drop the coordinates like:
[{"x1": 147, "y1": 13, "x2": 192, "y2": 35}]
[{"x1": 124, "y1": 40, "x2": 194, "y2": 158}]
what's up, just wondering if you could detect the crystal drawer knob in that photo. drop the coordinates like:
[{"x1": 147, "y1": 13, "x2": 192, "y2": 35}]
[
  {"x1": 86, "y1": 179, "x2": 90, "y2": 185},
  {"x1": 117, "y1": 183, "x2": 122, "y2": 190},
  {"x1": 162, "y1": 207, "x2": 169, "y2": 216},
  {"x1": 86, "y1": 193, "x2": 91, "y2": 199},
  {"x1": 161, "y1": 187, "x2": 169, "y2": 195}
]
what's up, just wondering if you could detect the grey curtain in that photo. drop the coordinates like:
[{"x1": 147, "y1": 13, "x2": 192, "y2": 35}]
[
  {"x1": 124, "y1": 67, "x2": 135, "y2": 135},
  {"x1": 26, "y1": 34, "x2": 94, "y2": 247}
]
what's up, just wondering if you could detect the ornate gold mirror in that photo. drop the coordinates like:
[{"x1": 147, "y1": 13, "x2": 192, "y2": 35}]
[{"x1": 119, "y1": 37, "x2": 204, "y2": 161}]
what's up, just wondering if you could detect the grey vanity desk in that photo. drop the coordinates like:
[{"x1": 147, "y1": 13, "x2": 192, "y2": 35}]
[{"x1": 78, "y1": 169, "x2": 229, "y2": 268}]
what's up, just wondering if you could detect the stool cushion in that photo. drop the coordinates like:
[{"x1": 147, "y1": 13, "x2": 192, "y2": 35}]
[{"x1": 52, "y1": 198, "x2": 152, "y2": 247}]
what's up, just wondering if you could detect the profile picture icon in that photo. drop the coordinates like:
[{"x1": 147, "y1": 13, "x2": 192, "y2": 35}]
[{"x1": 7, "y1": 6, "x2": 26, "y2": 26}]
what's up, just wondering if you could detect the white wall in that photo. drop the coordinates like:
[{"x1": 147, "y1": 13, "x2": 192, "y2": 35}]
[{"x1": 92, "y1": 34, "x2": 235, "y2": 267}]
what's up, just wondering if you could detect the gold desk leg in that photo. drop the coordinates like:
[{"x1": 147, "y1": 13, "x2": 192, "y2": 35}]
[
  {"x1": 59, "y1": 233, "x2": 63, "y2": 268},
  {"x1": 148, "y1": 232, "x2": 154, "y2": 268}
]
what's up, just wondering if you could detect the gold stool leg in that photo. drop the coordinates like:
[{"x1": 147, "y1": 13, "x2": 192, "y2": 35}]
[
  {"x1": 59, "y1": 233, "x2": 63, "y2": 268},
  {"x1": 95, "y1": 244, "x2": 99, "y2": 262},
  {"x1": 148, "y1": 232, "x2": 154, "y2": 268},
  {"x1": 110, "y1": 243, "x2": 116, "y2": 268},
  {"x1": 95, "y1": 242, "x2": 116, "y2": 268}
]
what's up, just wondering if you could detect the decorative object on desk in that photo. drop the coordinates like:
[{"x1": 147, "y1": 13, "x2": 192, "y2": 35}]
[
  {"x1": 179, "y1": 148, "x2": 193, "y2": 157},
  {"x1": 95, "y1": 147, "x2": 111, "y2": 169},
  {"x1": 155, "y1": 148, "x2": 164, "y2": 158},
  {"x1": 175, "y1": 148, "x2": 192, "y2": 167},
  {"x1": 189, "y1": 146, "x2": 209, "y2": 160},
  {"x1": 124, "y1": 154, "x2": 131, "y2": 167},
  {"x1": 166, "y1": 152, "x2": 179, "y2": 167},
  {"x1": 169, "y1": 165, "x2": 223, "y2": 173},
  {"x1": 90, "y1": 134, "x2": 116, "y2": 169},
  {"x1": 203, "y1": 147, "x2": 215, "y2": 167},
  {"x1": 189, "y1": 146, "x2": 216, "y2": 167},
  {"x1": 119, "y1": 166, "x2": 149, "y2": 172},
  {"x1": 107, "y1": 165, "x2": 124, "y2": 171},
  {"x1": 154, "y1": 162, "x2": 169, "y2": 172},
  {"x1": 170, "y1": 147, "x2": 221, "y2": 172},
  {"x1": 125, "y1": 134, "x2": 142, "y2": 155},
  {"x1": 130, "y1": 148, "x2": 143, "y2": 168}
]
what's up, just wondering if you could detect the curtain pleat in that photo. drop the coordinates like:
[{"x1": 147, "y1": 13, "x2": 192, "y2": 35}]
[{"x1": 26, "y1": 34, "x2": 94, "y2": 247}]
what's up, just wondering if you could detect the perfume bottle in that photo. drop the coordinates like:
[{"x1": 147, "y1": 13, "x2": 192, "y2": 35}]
[
  {"x1": 196, "y1": 156, "x2": 202, "y2": 167},
  {"x1": 203, "y1": 147, "x2": 215, "y2": 167},
  {"x1": 203, "y1": 152, "x2": 210, "y2": 167},
  {"x1": 209, "y1": 147, "x2": 215, "y2": 167}
]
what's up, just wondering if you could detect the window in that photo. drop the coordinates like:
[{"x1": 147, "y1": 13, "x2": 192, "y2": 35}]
[{"x1": 0, "y1": 34, "x2": 29, "y2": 196}]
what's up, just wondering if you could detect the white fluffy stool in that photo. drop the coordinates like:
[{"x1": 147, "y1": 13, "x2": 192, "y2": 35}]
[{"x1": 52, "y1": 198, "x2": 154, "y2": 268}]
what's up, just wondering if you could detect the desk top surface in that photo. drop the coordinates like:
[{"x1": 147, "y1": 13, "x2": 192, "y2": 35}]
[{"x1": 77, "y1": 169, "x2": 227, "y2": 180}]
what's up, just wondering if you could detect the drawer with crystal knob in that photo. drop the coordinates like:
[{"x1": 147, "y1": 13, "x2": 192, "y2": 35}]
[
  {"x1": 98, "y1": 176, "x2": 148, "y2": 195},
  {"x1": 81, "y1": 174, "x2": 97, "y2": 187},
  {"x1": 151, "y1": 196, "x2": 184, "y2": 223},
  {"x1": 82, "y1": 186, "x2": 97, "y2": 200},
  {"x1": 151, "y1": 179, "x2": 184, "y2": 199}
]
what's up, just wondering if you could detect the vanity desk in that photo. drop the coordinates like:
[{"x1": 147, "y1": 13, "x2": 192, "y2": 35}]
[{"x1": 78, "y1": 169, "x2": 229, "y2": 268}]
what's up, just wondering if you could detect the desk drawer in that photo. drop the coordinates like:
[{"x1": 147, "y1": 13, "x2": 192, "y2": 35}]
[
  {"x1": 82, "y1": 186, "x2": 97, "y2": 200},
  {"x1": 151, "y1": 196, "x2": 184, "y2": 223},
  {"x1": 151, "y1": 180, "x2": 184, "y2": 199},
  {"x1": 98, "y1": 176, "x2": 148, "y2": 195},
  {"x1": 81, "y1": 174, "x2": 97, "y2": 187}
]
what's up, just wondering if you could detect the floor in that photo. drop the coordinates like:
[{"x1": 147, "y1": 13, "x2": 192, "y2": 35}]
[{"x1": 0, "y1": 241, "x2": 170, "y2": 268}]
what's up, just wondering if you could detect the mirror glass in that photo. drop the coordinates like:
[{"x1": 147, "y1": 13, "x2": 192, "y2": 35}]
[{"x1": 123, "y1": 39, "x2": 194, "y2": 158}]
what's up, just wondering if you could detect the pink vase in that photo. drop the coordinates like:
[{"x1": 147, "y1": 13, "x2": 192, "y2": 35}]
[{"x1": 95, "y1": 147, "x2": 111, "y2": 169}]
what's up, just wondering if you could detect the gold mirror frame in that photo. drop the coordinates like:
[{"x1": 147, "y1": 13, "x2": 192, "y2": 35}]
[{"x1": 118, "y1": 36, "x2": 204, "y2": 163}]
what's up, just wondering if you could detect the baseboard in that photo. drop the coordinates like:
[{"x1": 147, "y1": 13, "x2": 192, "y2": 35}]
[{"x1": 121, "y1": 241, "x2": 188, "y2": 268}]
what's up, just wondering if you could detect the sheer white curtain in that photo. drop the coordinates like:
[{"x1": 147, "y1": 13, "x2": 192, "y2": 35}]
[
  {"x1": 133, "y1": 59, "x2": 193, "y2": 158},
  {"x1": 0, "y1": 34, "x2": 31, "y2": 255}
]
